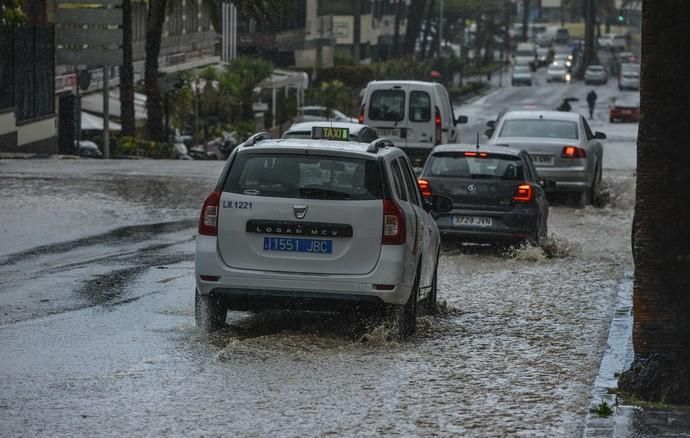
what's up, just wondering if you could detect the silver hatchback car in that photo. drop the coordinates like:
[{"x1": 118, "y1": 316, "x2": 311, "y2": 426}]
[{"x1": 486, "y1": 110, "x2": 606, "y2": 205}]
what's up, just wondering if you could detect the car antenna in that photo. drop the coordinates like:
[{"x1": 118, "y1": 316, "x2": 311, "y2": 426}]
[{"x1": 476, "y1": 132, "x2": 480, "y2": 150}]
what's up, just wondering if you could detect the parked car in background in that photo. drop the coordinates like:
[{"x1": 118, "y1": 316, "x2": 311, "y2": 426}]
[
  {"x1": 418, "y1": 144, "x2": 549, "y2": 246},
  {"x1": 486, "y1": 110, "x2": 606, "y2": 206},
  {"x1": 511, "y1": 65, "x2": 534, "y2": 86},
  {"x1": 298, "y1": 106, "x2": 357, "y2": 123},
  {"x1": 584, "y1": 65, "x2": 608, "y2": 85},
  {"x1": 360, "y1": 80, "x2": 468, "y2": 166},
  {"x1": 546, "y1": 64, "x2": 570, "y2": 83},
  {"x1": 609, "y1": 96, "x2": 640, "y2": 123},
  {"x1": 77, "y1": 140, "x2": 103, "y2": 158},
  {"x1": 282, "y1": 122, "x2": 378, "y2": 143}
]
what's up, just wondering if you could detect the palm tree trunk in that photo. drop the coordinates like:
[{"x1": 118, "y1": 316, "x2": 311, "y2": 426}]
[
  {"x1": 618, "y1": 0, "x2": 690, "y2": 404},
  {"x1": 120, "y1": 0, "x2": 135, "y2": 137},
  {"x1": 419, "y1": 0, "x2": 435, "y2": 58},
  {"x1": 522, "y1": 0, "x2": 530, "y2": 41},
  {"x1": 403, "y1": 0, "x2": 426, "y2": 56},
  {"x1": 393, "y1": 0, "x2": 402, "y2": 58},
  {"x1": 145, "y1": 0, "x2": 167, "y2": 142}
]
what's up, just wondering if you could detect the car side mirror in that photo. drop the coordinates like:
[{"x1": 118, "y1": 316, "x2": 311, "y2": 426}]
[
  {"x1": 594, "y1": 131, "x2": 607, "y2": 140},
  {"x1": 539, "y1": 179, "x2": 557, "y2": 190},
  {"x1": 431, "y1": 194, "x2": 453, "y2": 213},
  {"x1": 485, "y1": 128, "x2": 495, "y2": 138},
  {"x1": 456, "y1": 115, "x2": 468, "y2": 124},
  {"x1": 486, "y1": 120, "x2": 496, "y2": 128}
]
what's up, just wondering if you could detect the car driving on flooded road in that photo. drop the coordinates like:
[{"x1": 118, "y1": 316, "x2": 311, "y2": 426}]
[
  {"x1": 195, "y1": 131, "x2": 451, "y2": 336},
  {"x1": 418, "y1": 144, "x2": 549, "y2": 245},
  {"x1": 486, "y1": 110, "x2": 605, "y2": 206}
]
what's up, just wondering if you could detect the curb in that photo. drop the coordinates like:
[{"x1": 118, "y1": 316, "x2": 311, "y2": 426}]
[{"x1": 582, "y1": 274, "x2": 634, "y2": 437}]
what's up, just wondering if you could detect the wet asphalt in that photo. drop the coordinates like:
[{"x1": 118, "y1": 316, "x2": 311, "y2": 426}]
[{"x1": 0, "y1": 67, "x2": 641, "y2": 436}]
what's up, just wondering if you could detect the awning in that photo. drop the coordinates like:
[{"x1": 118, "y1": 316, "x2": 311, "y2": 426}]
[
  {"x1": 81, "y1": 111, "x2": 121, "y2": 131},
  {"x1": 81, "y1": 90, "x2": 147, "y2": 127}
]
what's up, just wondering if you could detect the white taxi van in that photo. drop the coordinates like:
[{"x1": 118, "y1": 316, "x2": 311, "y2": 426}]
[
  {"x1": 195, "y1": 128, "x2": 452, "y2": 336},
  {"x1": 359, "y1": 80, "x2": 468, "y2": 165}
]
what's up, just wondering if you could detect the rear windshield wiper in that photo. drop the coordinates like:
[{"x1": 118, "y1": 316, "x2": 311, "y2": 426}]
[
  {"x1": 299, "y1": 187, "x2": 352, "y2": 199},
  {"x1": 470, "y1": 174, "x2": 500, "y2": 179}
]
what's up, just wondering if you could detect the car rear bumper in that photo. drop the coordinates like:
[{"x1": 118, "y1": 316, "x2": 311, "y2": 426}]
[
  {"x1": 207, "y1": 288, "x2": 387, "y2": 312},
  {"x1": 535, "y1": 166, "x2": 592, "y2": 191},
  {"x1": 434, "y1": 207, "x2": 540, "y2": 243},
  {"x1": 195, "y1": 235, "x2": 413, "y2": 308}
]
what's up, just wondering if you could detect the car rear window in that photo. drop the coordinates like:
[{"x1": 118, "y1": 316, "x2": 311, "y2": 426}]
[
  {"x1": 225, "y1": 153, "x2": 382, "y2": 200},
  {"x1": 499, "y1": 119, "x2": 579, "y2": 139},
  {"x1": 427, "y1": 152, "x2": 524, "y2": 180},
  {"x1": 369, "y1": 90, "x2": 405, "y2": 122},
  {"x1": 409, "y1": 91, "x2": 431, "y2": 122}
]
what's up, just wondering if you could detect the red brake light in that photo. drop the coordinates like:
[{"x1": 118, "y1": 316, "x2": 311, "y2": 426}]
[
  {"x1": 513, "y1": 184, "x2": 533, "y2": 203},
  {"x1": 359, "y1": 105, "x2": 365, "y2": 124},
  {"x1": 199, "y1": 191, "x2": 221, "y2": 236},
  {"x1": 434, "y1": 106, "x2": 442, "y2": 144},
  {"x1": 417, "y1": 178, "x2": 432, "y2": 199},
  {"x1": 561, "y1": 145, "x2": 587, "y2": 158},
  {"x1": 382, "y1": 199, "x2": 406, "y2": 245},
  {"x1": 464, "y1": 151, "x2": 489, "y2": 158}
]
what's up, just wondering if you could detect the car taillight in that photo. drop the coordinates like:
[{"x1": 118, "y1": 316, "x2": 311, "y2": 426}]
[
  {"x1": 417, "y1": 178, "x2": 432, "y2": 199},
  {"x1": 198, "y1": 191, "x2": 221, "y2": 236},
  {"x1": 513, "y1": 184, "x2": 533, "y2": 203},
  {"x1": 382, "y1": 199, "x2": 406, "y2": 245},
  {"x1": 435, "y1": 106, "x2": 442, "y2": 144},
  {"x1": 359, "y1": 105, "x2": 365, "y2": 124},
  {"x1": 464, "y1": 151, "x2": 488, "y2": 158},
  {"x1": 561, "y1": 145, "x2": 587, "y2": 158}
]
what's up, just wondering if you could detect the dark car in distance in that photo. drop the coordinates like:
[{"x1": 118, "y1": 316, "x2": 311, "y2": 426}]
[{"x1": 418, "y1": 144, "x2": 550, "y2": 246}]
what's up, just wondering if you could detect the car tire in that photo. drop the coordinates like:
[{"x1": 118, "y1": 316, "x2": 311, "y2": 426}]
[
  {"x1": 393, "y1": 264, "x2": 420, "y2": 337},
  {"x1": 590, "y1": 162, "x2": 603, "y2": 207},
  {"x1": 195, "y1": 289, "x2": 226, "y2": 332},
  {"x1": 610, "y1": 116, "x2": 615, "y2": 123},
  {"x1": 423, "y1": 250, "x2": 440, "y2": 315},
  {"x1": 576, "y1": 189, "x2": 592, "y2": 208}
]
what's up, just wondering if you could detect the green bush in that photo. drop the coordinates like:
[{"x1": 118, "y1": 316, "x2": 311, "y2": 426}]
[{"x1": 448, "y1": 81, "x2": 486, "y2": 100}]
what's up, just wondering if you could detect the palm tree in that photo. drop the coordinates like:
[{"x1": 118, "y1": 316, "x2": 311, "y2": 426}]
[
  {"x1": 120, "y1": 0, "x2": 135, "y2": 137},
  {"x1": 618, "y1": 1, "x2": 690, "y2": 404}
]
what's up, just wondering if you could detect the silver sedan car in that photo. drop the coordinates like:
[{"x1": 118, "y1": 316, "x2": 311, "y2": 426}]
[{"x1": 486, "y1": 110, "x2": 606, "y2": 205}]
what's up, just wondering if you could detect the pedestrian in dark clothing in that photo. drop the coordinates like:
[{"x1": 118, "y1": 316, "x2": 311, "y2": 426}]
[{"x1": 587, "y1": 89, "x2": 598, "y2": 119}]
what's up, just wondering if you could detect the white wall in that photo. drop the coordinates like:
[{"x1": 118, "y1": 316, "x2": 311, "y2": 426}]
[{"x1": 17, "y1": 117, "x2": 56, "y2": 148}]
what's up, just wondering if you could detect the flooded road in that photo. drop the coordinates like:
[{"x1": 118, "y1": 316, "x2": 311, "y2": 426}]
[{"x1": 0, "y1": 76, "x2": 638, "y2": 436}]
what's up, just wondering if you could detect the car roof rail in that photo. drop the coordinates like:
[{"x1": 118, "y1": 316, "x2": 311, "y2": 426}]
[
  {"x1": 366, "y1": 138, "x2": 394, "y2": 153},
  {"x1": 240, "y1": 132, "x2": 272, "y2": 147}
]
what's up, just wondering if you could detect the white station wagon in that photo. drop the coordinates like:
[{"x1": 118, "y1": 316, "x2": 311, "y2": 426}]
[{"x1": 195, "y1": 128, "x2": 451, "y2": 336}]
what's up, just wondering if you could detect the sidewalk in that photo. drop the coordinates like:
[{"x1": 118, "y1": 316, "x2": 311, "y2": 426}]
[{"x1": 583, "y1": 275, "x2": 690, "y2": 437}]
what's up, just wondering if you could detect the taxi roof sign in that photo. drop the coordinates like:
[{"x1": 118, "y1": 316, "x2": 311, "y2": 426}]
[{"x1": 311, "y1": 126, "x2": 350, "y2": 141}]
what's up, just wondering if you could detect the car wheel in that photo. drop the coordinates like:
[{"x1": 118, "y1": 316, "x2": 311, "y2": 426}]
[
  {"x1": 610, "y1": 116, "x2": 615, "y2": 123},
  {"x1": 195, "y1": 289, "x2": 226, "y2": 332},
  {"x1": 590, "y1": 162, "x2": 603, "y2": 207},
  {"x1": 423, "y1": 250, "x2": 440, "y2": 315},
  {"x1": 393, "y1": 264, "x2": 420, "y2": 337},
  {"x1": 576, "y1": 189, "x2": 592, "y2": 208}
]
